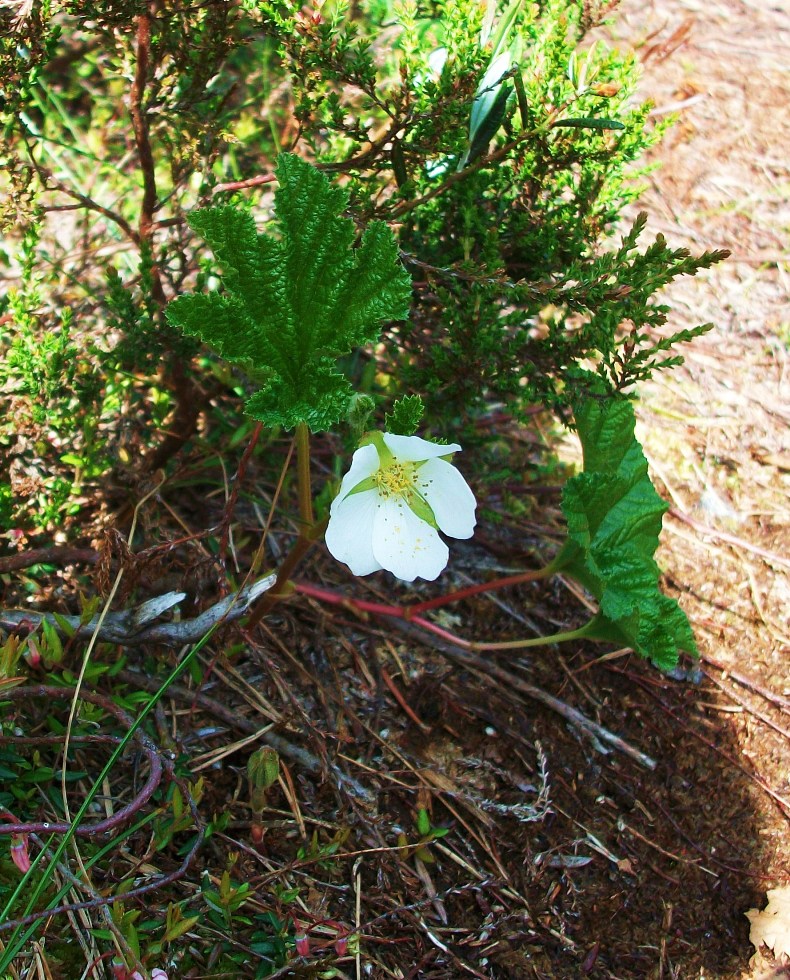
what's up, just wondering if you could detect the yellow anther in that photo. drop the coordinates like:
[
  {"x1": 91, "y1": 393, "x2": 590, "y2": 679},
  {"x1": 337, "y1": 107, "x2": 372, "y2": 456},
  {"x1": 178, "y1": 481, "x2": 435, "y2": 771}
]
[{"x1": 374, "y1": 462, "x2": 417, "y2": 498}]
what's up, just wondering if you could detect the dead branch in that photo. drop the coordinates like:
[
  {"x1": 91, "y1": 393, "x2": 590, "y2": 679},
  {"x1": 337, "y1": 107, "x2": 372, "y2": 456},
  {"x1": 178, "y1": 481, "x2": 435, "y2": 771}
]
[
  {"x1": 0, "y1": 573, "x2": 276, "y2": 646},
  {"x1": 0, "y1": 546, "x2": 99, "y2": 573}
]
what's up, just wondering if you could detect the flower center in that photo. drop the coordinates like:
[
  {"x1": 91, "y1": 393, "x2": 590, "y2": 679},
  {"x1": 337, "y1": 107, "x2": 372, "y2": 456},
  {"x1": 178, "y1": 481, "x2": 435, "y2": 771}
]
[{"x1": 374, "y1": 461, "x2": 417, "y2": 499}]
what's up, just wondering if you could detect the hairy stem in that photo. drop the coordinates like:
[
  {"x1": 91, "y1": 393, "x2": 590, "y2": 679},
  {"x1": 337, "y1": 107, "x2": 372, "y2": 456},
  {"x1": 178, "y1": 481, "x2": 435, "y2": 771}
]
[
  {"x1": 295, "y1": 422, "x2": 314, "y2": 528},
  {"x1": 246, "y1": 424, "x2": 322, "y2": 627}
]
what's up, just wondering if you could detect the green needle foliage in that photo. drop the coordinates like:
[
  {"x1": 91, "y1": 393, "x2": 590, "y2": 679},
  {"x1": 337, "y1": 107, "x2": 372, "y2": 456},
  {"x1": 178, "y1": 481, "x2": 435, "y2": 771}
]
[
  {"x1": 166, "y1": 154, "x2": 412, "y2": 431},
  {"x1": 0, "y1": 0, "x2": 728, "y2": 527},
  {"x1": 552, "y1": 395, "x2": 697, "y2": 669}
]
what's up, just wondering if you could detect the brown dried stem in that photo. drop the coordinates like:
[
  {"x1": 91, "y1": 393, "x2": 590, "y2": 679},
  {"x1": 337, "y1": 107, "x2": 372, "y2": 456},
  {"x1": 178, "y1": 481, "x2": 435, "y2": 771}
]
[{"x1": 130, "y1": 9, "x2": 158, "y2": 252}]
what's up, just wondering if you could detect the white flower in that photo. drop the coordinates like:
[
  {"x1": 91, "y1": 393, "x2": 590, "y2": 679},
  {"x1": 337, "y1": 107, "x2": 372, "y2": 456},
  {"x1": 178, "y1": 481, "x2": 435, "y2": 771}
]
[{"x1": 325, "y1": 432, "x2": 477, "y2": 582}]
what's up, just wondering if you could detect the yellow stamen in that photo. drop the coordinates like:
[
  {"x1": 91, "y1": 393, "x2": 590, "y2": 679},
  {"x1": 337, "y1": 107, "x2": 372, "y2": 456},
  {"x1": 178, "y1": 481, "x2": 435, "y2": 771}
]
[{"x1": 374, "y1": 462, "x2": 417, "y2": 499}]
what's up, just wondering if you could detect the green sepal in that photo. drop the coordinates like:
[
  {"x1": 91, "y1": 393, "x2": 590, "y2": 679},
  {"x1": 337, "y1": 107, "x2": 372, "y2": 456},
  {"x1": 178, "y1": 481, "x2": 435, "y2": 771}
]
[
  {"x1": 408, "y1": 492, "x2": 439, "y2": 530},
  {"x1": 346, "y1": 475, "x2": 378, "y2": 496}
]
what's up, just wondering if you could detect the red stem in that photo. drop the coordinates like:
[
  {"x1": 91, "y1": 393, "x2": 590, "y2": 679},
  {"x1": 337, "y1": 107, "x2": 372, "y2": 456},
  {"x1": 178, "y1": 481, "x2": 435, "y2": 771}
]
[
  {"x1": 295, "y1": 564, "x2": 549, "y2": 625},
  {"x1": 293, "y1": 583, "x2": 493, "y2": 650},
  {"x1": 406, "y1": 567, "x2": 550, "y2": 614}
]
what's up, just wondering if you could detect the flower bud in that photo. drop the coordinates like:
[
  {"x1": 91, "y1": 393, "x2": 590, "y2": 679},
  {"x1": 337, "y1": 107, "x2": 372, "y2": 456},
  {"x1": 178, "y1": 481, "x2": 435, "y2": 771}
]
[{"x1": 10, "y1": 834, "x2": 30, "y2": 873}]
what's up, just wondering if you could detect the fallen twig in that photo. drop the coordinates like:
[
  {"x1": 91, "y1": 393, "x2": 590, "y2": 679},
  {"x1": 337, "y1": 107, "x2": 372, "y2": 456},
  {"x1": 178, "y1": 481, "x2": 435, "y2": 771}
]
[
  {"x1": 668, "y1": 507, "x2": 790, "y2": 570},
  {"x1": 700, "y1": 653, "x2": 790, "y2": 714},
  {"x1": 703, "y1": 671, "x2": 790, "y2": 741},
  {"x1": 0, "y1": 574, "x2": 276, "y2": 646},
  {"x1": 0, "y1": 546, "x2": 99, "y2": 574}
]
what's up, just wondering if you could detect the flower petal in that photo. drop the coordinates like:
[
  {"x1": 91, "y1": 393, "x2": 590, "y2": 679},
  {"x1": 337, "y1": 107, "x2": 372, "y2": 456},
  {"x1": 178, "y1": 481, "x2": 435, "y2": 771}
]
[
  {"x1": 382, "y1": 433, "x2": 461, "y2": 463},
  {"x1": 372, "y1": 497, "x2": 449, "y2": 582},
  {"x1": 325, "y1": 488, "x2": 382, "y2": 575},
  {"x1": 416, "y1": 457, "x2": 477, "y2": 539},
  {"x1": 334, "y1": 444, "x2": 380, "y2": 503}
]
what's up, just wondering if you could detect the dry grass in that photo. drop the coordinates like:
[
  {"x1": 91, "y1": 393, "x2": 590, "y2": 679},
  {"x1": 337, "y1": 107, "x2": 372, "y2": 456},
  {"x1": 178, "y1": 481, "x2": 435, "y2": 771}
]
[{"x1": 610, "y1": 1, "x2": 790, "y2": 974}]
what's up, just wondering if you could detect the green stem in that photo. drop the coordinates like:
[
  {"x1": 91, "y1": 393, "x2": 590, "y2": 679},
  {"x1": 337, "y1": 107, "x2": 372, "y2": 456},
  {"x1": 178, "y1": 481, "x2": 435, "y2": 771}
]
[
  {"x1": 513, "y1": 70, "x2": 530, "y2": 130},
  {"x1": 246, "y1": 423, "x2": 322, "y2": 628},
  {"x1": 469, "y1": 622, "x2": 593, "y2": 652},
  {"x1": 295, "y1": 421, "x2": 314, "y2": 529}
]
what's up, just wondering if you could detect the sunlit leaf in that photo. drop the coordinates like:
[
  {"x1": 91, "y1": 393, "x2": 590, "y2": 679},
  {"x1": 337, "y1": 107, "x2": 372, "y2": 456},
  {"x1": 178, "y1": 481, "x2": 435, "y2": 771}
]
[
  {"x1": 166, "y1": 154, "x2": 412, "y2": 431},
  {"x1": 552, "y1": 397, "x2": 697, "y2": 668}
]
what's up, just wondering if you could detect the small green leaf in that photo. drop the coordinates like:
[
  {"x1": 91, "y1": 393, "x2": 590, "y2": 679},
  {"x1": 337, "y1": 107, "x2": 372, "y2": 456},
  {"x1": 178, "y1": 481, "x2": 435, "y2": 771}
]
[
  {"x1": 60, "y1": 453, "x2": 83, "y2": 467},
  {"x1": 248, "y1": 747, "x2": 280, "y2": 790},
  {"x1": 166, "y1": 154, "x2": 412, "y2": 431},
  {"x1": 52, "y1": 612, "x2": 76, "y2": 639},
  {"x1": 391, "y1": 139, "x2": 409, "y2": 187},
  {"x1": 552, "y1": 117, "x2": 625, "y2": 131},
  {"x1": 41, "y1": 619, "x2": 64, "y2": 661}
]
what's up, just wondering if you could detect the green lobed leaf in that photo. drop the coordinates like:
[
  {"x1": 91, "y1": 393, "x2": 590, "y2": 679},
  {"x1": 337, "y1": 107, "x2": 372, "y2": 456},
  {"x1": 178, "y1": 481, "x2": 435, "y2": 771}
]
[
  {"x1": 166, "y1": 154, "x2": 412, "y2": 431},
  {"x1": 553, "y1": 397, "x2": 697, "y2": 669}
]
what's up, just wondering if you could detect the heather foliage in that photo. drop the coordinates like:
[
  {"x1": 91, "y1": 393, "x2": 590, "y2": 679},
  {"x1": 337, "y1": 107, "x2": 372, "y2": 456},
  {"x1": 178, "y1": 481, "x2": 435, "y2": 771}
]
[{"x1": 0, "y1": 0, "x2": 724, "y2": 531}]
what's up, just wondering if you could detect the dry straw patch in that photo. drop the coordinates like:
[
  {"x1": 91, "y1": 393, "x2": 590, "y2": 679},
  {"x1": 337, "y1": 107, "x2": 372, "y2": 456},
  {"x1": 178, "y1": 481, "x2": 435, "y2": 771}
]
[{"x1": 609, "y1": 0, "x2": 789, "y2": 972}]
